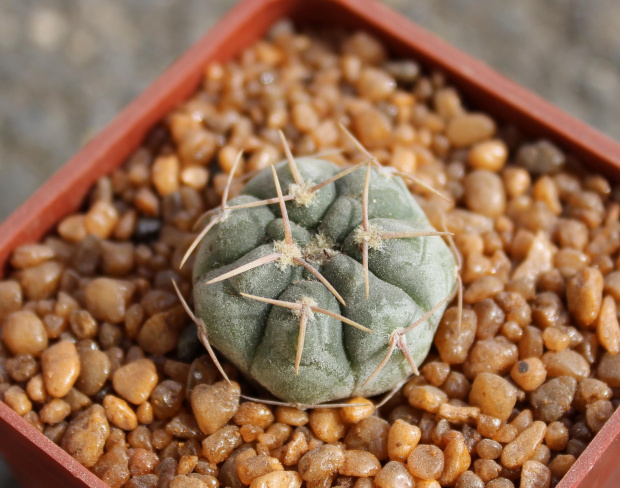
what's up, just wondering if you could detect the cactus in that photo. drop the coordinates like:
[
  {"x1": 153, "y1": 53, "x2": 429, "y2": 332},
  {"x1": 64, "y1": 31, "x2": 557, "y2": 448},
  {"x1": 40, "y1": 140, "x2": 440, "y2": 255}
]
[{"x1": 181, "y1": 133, "x2": 459, "y2": 405}]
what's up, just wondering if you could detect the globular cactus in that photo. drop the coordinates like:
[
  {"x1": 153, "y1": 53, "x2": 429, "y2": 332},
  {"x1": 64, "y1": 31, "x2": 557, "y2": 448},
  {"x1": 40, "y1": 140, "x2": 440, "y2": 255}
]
[{"x1": 183, "y1": 136, "x2": 458, "y2": 405}]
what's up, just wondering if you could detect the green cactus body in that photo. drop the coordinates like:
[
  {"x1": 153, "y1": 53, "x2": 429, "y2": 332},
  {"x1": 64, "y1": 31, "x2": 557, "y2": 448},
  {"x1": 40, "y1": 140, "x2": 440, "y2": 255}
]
[{"x1": 193, "y1": 157, "x2": 457, "y2": 404}]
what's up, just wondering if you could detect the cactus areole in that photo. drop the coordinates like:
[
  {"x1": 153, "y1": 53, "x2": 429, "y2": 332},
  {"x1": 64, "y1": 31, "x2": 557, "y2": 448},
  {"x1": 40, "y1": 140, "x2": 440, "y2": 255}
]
[{"x1": 192, "y1": 155, "x2": 458, "y2": 405}]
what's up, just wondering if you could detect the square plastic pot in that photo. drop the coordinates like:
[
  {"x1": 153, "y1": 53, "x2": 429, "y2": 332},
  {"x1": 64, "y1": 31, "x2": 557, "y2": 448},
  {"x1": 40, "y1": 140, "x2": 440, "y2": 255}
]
[{"x1": 1, "y1": 0, "x2": 620, "y2": 487}]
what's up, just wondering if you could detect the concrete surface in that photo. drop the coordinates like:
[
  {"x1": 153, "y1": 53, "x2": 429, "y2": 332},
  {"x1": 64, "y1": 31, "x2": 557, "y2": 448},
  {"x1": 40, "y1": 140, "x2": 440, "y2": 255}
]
[{"x1": 1, "y1": 0, "x2": 619, "y2": 486}]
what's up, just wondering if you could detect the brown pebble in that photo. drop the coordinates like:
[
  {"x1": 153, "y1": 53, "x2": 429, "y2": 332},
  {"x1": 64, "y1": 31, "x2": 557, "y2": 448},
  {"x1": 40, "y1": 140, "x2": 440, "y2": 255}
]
[
  {"x1": 191, "y1": 380, "x2": 241, "y2": 435},
  {"x1": 202, "y1": 425, "x2": 243, "y2": 464},
  {"x1": 468, "y1": 140, "x2": 508, "y2": 172},
  {"x1": 438, "y1": 436, "x2": 471, "y2": 485},
  {"x1": 500, "y1": 421, "x2": 546, "y2": 469},
  {"x1": 407, "y1": 444, "x2": 444, "y2": 480},
  {"x1": 18, "y1": 261, "x2": 63, "y2": 300},
  {"x1": 463, "y1": 338, "x2": 518, "y2": 378},
  {"x1": 249, "y1": 471, "x2": 301, "y2": 488},
  {"x1": 340, "y1": 397, "x2": 375, "y2": 424},
  {"x1": 91, "y1": 448, "x2": 130, "y2": 488},
  {"x1": 112, "y1": 358, "x2": 158, "y2": 405},
  {"x1": 374, "y1": 460, "x2": 414, "y2": 488},
  {"x1": 541, "y1": 350, "x2": 590, "y2": 381},
  {"x1": 510, "y1": 358, "x2": 547, "y2": 392},
  {"x1": 238, "y1": 455, "x2": 283, "y2": 485},
  {"x1": 61, "y1": 404, "x2": 110, "y2": 467},
  {"x1": 520, "y1": 460, "x2": 550, "y2": 488},
  {"x1": 464, "y1": 171, "x2": 506, "y2": 218},
  {"x1": 434, "y1": 308, "x2": 477, "y2": 365},
  {"x1": 76, "y1": 348, "x2": 111, "y2": 396},
  {"x1": 2, "y1": 310, "x2": 48, "y2": 356},
  {"x1": 596, "y1": 295, "x2": 620, "y2": 354},
  {"x1": 309, "y1": 408, "x2": 346, "y2": 443},
  {"x1": 298, "y1": 444, "x2": 344, "y2": 481},
  {"x1": 85, "y1": 278, "x2": 135, "y2": 324},
  {"x1": 388, "y1": 419, "x2": 421, "y2": 463},
  {"x1": 4, "y1": 385, "x2": 32, "y2": 415},
  {"x1": 151, "y1": 379, "x2": 185, "y2": 420},
  {"x1": 530, "y1": 376, "x2": 577, "y2": 422},
  {"x1": 566, "y1": 267, "x2": 603, "y2": 327},
  {"x1": 339, "y1": 450, "x2": 381, "y2": 477},
  {"x1": 0, "y1": 280, "x2": 23, "y2": 320},
  {"x1": 103, "y1": 395, "x2": 138, "y2": 431},
  {"x1": 469, "y1": 373, "x2": 517, "y2": 421},
  {"x1": 406, "y1": 385, "x2": 448, "y2": 414},
  {"x1": 137, "y1": 306, "x2": 187, "y2": 355},
  {"x1": 234, "y1": 401, "x2": 275, "y2": 429},
  {"x1": 41, "y1": 340, "x2": 80, "y2": 398},
  {"x1": 40, "y1": 398, "x2": 71, "y2": 424},
  {"x1": 275, "y1": 406, "x2": 308, "y2": 426},
  {"x1": 446, "y1": 114, "x2": 496, "y2": 148}
]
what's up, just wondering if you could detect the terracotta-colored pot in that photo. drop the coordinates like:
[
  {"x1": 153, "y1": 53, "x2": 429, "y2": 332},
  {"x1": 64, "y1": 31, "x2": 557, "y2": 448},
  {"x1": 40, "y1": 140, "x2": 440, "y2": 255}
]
[{"x1": 1, "y1": 1, "x2": 620, "y2": 487}]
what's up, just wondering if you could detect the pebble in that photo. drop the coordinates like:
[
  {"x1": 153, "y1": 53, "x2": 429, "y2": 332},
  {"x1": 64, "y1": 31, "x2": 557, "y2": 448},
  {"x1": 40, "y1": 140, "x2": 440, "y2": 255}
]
[
  {"x1": 468, "y1": 373, "x2": 516, "y2": 420},
  {"x1": 541, "y1": 350, "x2": 590, "y2": 381},
  {"x1": 104, "y1": 395, "x2": 139, "y2": 431},
  {"x1": 85, "y1": 201, "x2": 119, "y2": 239},
  {"x1": 1, "y1": 310, "x2": 48, "y2": 356},
  {"x1": 152, "y1": 154, "x2": 180, "y2": 196},
  {"x1": 434, "y1": 308, "x2": 477, "y2": 365},
  {"x1": 566, "y1": 267, "x2": 603, "y2": 327},
  {"x1": 339, "y1": 450, "x2": 381, "y2": 477},
  {"x1": 249, "y1": 471, "x2": 302, "y2": 488},
  {"x1": 191, "y1": 380, "x2": 241, "y2": 434},
  {"x1": 446, "y1": 113, "x2": 495, "y2": 148},
  {"x1": 112, "y1": 358, "x2": 158, "y2": 405},
  {"x1": 275, "y1": 407, "x2": 308, "y2": 426},
  {"x1": 137, "y1": 306, "x2": 187, "y2": 355},
  {"x1": 468, "y1": 140, "x2": 508, "y2": 172},
  {"x1": 520, "y1": 460, "x2": 551, "y2": 488},
  {"x1": 530, "y1": 376, "x2": 577, "y2": 422},
  {"x1": 84, "y1": 278, "x2": 135, "y2": 323},
  {"x1": 586, "y1": 400, "x2": 614, "y2": 433},
  {"x1": 596, "y1": 295, "x2": 620, "y2": 354},
  {"x1": 61, "y1": 404, "x2": 110, "y2": 467},
  {"x1": 40, "y1": 398, "x2": 71, "y2": 424},
  {"x1": 340, "y1": 397, "x2": 375, "y2": 423},
  {"x1": 406, "y1": 385, "x2": 448, "y2": 414},
  {"x1": 234, "y1": 401, "x2": 275, "y2": 429},
  {"x1": 464, "y1": 171, "x2": 506, "y2": 218},
  {"x1": 353, "y1": 109, "x2": 392, "y2": 149},
  {"x1": 0, "y1": 280, "x2": 23, "y2": 320},
  {"x1": 18, "y1": 261, "x2": 63, "y2": 300},
  {"x1": 4, "y1": 385, "x2": 32, "y2": 415},
  {"x1": 407, "y1": 444, "x2": 444, "y2": 480},
  {"x1": 375, "y1": 460, "x2": 414, "y2": 488},
  {"x1": 151, "y1": 379, "x2": 185, "y2": 420},
  {"x1": 201, "y1": 425, "x2": 242, "y2": 463},
  {"x1": 597, "y1": 352, "x2": 620, "y2": 386},
  {"x1": 309, "y1": 407, "x2": 347, "y2": 443},
  {"x1": 462, "y1": 338, "x2": 518, "y2": 378},
  {"x1": 357, "y1": 67, "x2": 396, "y2": 101},
  {"x1": 238, "y1": 455, "x2": 283, "y2": 484},
  {"x1": 517, "y1": 140, "x2": 565, "y2": 175},
  {"x1": 574, "y1": 378, "x2": 613, "y2": 412},
  {"x1": 439, "y1": 436, "x2": 471, "y2": 485},
  {"x1": 388, "y1": 419, "x2": 421, "y2": 462},
  {"x1": 298, "y1": 445, "x2": 344, "y2": 481},
  {"x1": 500, "y1": 421, "x2": 546, "y2": 469},
  {"x1": 41, "y1": 340, "x2": 80, "y2": 397},
  {"x1": 344, "y1": 416, "x2": 390, "y2": 460},
  {"x1": 91, "y1": 448, "x2": 130, "y2": 488},
  {"x1": 510, "y1": 358, "x2": 547, "y2": 392}
]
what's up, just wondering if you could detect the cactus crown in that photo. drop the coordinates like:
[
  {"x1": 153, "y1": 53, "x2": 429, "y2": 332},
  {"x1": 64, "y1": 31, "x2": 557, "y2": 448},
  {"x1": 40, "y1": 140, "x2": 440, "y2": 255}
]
[{"x1": 178, "y1": 130, "x2": 459, "y2": 405}]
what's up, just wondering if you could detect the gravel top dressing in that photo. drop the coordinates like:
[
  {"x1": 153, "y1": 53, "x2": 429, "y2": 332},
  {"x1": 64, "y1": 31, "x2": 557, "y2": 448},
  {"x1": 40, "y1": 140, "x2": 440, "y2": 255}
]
[{"x1": 2, "y1": 21, "x2": 620, "y2": 488}]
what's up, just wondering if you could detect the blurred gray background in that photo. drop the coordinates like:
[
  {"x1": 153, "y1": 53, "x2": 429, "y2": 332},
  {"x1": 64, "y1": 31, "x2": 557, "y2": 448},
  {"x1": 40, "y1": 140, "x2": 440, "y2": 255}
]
[{"x1": 0, "y1": 0, "x2": 619, "y2": 485}]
